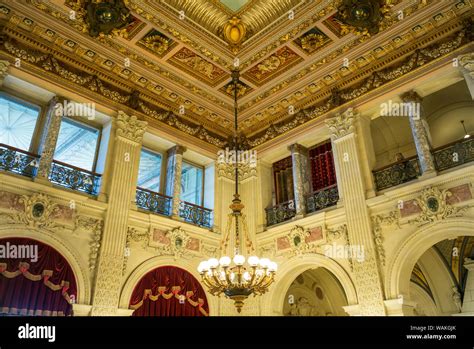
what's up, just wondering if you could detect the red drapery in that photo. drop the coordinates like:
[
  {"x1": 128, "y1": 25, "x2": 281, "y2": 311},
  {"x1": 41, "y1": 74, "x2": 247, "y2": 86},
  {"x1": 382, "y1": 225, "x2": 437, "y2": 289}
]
[
  {"x1": 0, "y1": 237, "x2": 77, "y2": 316},
  {"x1": 273, "y1": 156, "x2": 294, "y2": 204},
  {"x1": 309, "y1": 142, "x2": 337, "y2": 192},
  {"x1": 129, "y1": 266, "x2": 209, "y2": 316}
]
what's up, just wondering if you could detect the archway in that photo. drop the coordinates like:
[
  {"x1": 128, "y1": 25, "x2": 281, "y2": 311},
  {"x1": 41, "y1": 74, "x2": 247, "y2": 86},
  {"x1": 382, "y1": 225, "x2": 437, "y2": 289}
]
[
  {"x1": 0, "y1": 226, "x2": 90, "y2": 305},
  {"x1": 0, "y1": 237, "x2": 77, "y2": 316},
  {"x1": 263, "y1": 253, "x2": 357, "y2": 315},
  {"x1": 283, "y1": 267, "x2": 348, "y2": 316},
  {"x1": 386, "y1": 219, "x2": 474, "y2": 307},
  {"x1": 126, "y1": 263, "x2": 210, "y2": 316}
]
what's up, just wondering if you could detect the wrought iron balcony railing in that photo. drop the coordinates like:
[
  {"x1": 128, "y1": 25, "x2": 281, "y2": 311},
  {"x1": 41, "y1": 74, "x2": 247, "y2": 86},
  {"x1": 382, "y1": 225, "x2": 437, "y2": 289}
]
[
  {"x1": 305, "y1": 184, "x2": 339, "y2": 214},
  {"x1": 433, "y1": 137, "x2": 474, "y2": 172},
  {"x1": 0, "y1": 143, "x2": 40, "y2": 178},
  {"x1": 49, "y1": 160, "x2": 101, "y2": 196},
  {"x1": 179, "y1": 201, "x2": 213, "y2": 228},
  {"x1": 265, "y1": 199, "x2": 296, "y2": 227},
  {"x1": 136, "y1": 187, "x2": 172, "y2": 216},
  {"x1": 373, "y1": 156, "x2": 421, "y2": 191}
]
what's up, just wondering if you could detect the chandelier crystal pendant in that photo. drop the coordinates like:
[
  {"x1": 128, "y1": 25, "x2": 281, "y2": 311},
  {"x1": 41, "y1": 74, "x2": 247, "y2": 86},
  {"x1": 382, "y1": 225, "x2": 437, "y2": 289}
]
[{"x1": 197, "y1": 70, "x2": 277, "y2": 313}]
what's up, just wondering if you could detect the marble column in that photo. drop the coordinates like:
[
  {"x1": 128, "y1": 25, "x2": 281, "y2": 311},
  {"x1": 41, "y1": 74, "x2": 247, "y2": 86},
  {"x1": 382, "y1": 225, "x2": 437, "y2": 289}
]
[
  {"x1": 288, "y1": 143, "x2": 310, "y2": 218},
  {"x1": 401, "y1": 90, "x2": 436, "y2": 177},
  {"x1": 165, "y1": 145, "x2": 186, "y2": 218},
  {"x1": 91, "y1": 111, "x2": 147, "y2": 316},
  {"x1": 0, "y1": 60, "x2": 10, "y2": 86},
  {"x1": 458, "y1": 52, "x2": 474, "y2": 100},
  {"x1": 326, "y1": 108, "x2": 386, "y2": 315},
  {"x1": 461, "y1": 258, "x2": 474, "y2": 314},
  {"x1": 36, "y1": 96, "x2": 62, "y2": 184}
]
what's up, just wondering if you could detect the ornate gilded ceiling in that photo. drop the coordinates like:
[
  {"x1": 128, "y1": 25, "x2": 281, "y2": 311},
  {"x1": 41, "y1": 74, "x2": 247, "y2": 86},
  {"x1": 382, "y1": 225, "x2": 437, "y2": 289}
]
[{"x1": 0, "y1": 0, "x2": 472, "y2": 149}]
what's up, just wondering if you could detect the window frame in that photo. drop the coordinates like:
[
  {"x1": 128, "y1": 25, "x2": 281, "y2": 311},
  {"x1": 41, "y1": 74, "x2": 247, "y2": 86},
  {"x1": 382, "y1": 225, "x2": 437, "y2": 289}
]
[
  {"x1": 181, "y1": 159, "x2": 205, "y2": 207},
  {"x1": 54, "y1": 116, "x2": 102, "y2": 173},
  {"x1": 0, "y1": 91, "x2": 43, "y2": 154},
  {"x1": 137, "y1": 147, "x2": 164, "y2": 193}
]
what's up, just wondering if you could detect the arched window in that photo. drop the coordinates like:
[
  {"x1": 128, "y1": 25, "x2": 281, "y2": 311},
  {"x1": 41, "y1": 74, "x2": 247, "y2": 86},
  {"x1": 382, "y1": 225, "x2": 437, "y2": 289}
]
[
  {"x1": 129, "y1": 266, "x2": 209, "y2": 316},
  {"x1": 0, "y1": 238, "x2": 77, "y2": 316}
]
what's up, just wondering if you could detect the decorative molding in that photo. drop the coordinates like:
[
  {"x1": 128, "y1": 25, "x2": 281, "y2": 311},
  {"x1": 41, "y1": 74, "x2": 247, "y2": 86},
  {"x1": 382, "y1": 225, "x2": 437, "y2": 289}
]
[
  {"x1": 326, "y1": 108, "x2": 356, "y2": 140},
  {"x1": 0, "y1": 59, "x2": 9, "y2": 84},
  {"x1": 326, "y1": 224, "x2": 348, "y2": 244},
  {"x1": 116, "y1": 111, "x2": 147, "y2": 143},
  {"x1": 216, "y1": 162, "x2": 257, "y2": 181},
  {"x1": 371, "y1": 211, "x2": 400, "y2": 266},
  {"x1": 458, "y1": 52, "x2": 474, "y2": 79},
  {"x1": 73, "y1": 215, "x2": 103, "y2": 272},
  {"x1": 288, "y1": 225, "x2": 310, "y2": 256},
  {"x1": 409, "y1": 186, "x2": 472, "y2": 226}
]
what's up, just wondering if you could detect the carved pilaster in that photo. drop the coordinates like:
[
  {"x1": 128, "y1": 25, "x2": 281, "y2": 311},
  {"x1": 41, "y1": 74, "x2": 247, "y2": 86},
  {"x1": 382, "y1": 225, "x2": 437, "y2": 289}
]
[
  {"x1": 91, "y1": 111, "x2": 146, "y2": 316},
  {"x1": 327, "y1": 107, "x2": 386, "y2": 315},
  {"x1": 288, "y1": 143, "x2": 310, "y2": 217},
  {"x1": 461, "y1": 259, "x2": 474, "y2": 314},
  {"x1": 400, "y1": 91, "x2": 436, "y2": 176},
  {"x1": 165, "y1": 145, "x2": 186, "y2": 218},
  {"x1": 36, "y1": 96, "x2": 62, "y2": 181},
  {"x1": 0, "y1": 60, "x2": 9, "y2": 86},
  {"x1": 458, "y1": 52, "x2": 474, "y2": 99}
]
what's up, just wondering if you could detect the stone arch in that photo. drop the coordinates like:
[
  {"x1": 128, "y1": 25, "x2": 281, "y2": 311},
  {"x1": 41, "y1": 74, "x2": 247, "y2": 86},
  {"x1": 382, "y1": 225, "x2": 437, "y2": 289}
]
[
  {"x1": 262, "y1": 253, "x2": 358, "y2": 315},
  {"x1": 385, "y1": 218, "x2": 474, "y2": 300},
  {"x1": 0, "y1": 225, "x2": 91, "y2": 305},
  {"x1": 119, "y1": 256, "x2": 218, "y2": 314}
]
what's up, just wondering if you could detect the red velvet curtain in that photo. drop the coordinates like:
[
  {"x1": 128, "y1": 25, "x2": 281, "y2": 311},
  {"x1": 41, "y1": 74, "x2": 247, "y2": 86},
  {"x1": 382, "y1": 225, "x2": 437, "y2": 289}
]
[
  {"x1": 273, "y1": 156, "x2": 294, "y2": 204},
  {"x1": 0, "y1": 237, "x2": 77, "y2": 316},
  {"x1": 130, "y1": 266, "x2": 209, "y2": 316},
  {"x1": 309, "y1": 142, "x2": 337, "y2": 192}
]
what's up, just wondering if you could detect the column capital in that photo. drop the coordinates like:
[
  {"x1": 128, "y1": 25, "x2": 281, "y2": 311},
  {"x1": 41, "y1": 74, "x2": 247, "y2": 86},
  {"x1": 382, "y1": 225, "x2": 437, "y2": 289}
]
[
  {"x1": 116, "y1": 111, "x2": 147, "y2": 143},
  {"x1": 287, "y1": 143, "x2": 308, "y2": 154},
  {"x1": 325, "y1": 107, "x2": 356, "y2": 140},
  {"x1": 400, "y1": 90, "x2": 423, "y2": 103},
  {"x1": 167, "y1": 144, "x2": 187, "y2": 156},
  {"x1": 458, "y1": 52, "x2": 474, "y2": 79},
  {"x1": 0, "y1": 60, "x2": 10, "y2": 85}
]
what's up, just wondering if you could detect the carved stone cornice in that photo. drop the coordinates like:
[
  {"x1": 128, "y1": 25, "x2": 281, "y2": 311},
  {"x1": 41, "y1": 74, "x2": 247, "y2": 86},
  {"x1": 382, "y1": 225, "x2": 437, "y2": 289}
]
[
  {"x1": 401, "y1": 90, "x2": 423, "y2": 103},
  {"x1": 326, "y1": 108, "x2": 356, "y2": 140},
  {"x1": 115, "y1": 111, "x2": 147, "y2": 143},
  {"x1": 0, "y1": 59, "x2": 9, "y2": 84}
]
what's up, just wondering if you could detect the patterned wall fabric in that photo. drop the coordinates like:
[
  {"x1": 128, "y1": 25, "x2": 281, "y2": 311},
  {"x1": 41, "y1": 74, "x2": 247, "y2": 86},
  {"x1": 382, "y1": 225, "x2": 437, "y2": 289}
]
[{"x1": 309, "y1": 142, "x2": 336, "y2": 192}]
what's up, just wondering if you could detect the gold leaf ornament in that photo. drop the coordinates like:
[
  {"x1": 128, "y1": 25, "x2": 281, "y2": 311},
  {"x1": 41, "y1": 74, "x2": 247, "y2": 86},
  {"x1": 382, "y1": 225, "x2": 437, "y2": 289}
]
[{"x1": 223, "y1": 17, "x2": 246, "y2": 45}]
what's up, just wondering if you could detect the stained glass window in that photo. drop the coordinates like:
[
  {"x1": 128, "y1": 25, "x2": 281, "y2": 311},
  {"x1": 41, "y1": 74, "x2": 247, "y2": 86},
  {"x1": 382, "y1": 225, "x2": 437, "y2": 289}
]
[
  {"x1": 0, "y1": 95, "x2": 40, "y2": 151},
  {"x1": 53, "y1": 118, "x2": 100, "y2": 172},
  {"x1": 137, "y1": 149, "x2": 162, "y2": 192},
  {"x1": 180, "y1": 162, "x2": 203, "y2": 205}
]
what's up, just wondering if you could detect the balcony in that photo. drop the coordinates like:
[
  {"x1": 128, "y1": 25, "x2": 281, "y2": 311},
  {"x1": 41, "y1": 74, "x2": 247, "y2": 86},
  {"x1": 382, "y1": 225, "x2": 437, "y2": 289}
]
[
  {"x1": 373, "y1": 155, "x2": 421, "y2": 191},
  {"x1": 136, "y1": 187, "x2": 172, "y2": 216},
  {"x1": 179, "y1": 201, "x2": 213, "y2": 228},
  {"x1": 306, "y1": 184, "x2": 339, "y2": 214},
  {"x1": 49, "y1": 160, "x2": 101, "y2": 196},
  {"x1": 265, "y1": 200, "x2": 296, "y2": 227},
  {"x1": 433, "y1": 137, "x2": 474, "y2": 172},
  {"x1": 0, "y1": 143, "x2": 40, "y2": 178}
]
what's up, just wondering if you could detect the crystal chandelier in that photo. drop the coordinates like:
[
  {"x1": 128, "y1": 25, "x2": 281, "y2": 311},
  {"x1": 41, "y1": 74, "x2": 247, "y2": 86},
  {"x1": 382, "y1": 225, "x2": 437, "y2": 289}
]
[{"x1": 197, "y1": 71, "x2": 277, "y2": 313}]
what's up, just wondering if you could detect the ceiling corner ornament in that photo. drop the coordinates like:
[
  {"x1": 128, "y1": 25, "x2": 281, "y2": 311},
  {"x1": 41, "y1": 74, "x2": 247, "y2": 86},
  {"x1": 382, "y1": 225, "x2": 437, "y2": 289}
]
[
  {"x1": 222, "y1": 17, "x2": 247, "y2": 52},
  {"x1": 325, "y1": 108, "x2": 356, "y2": 140},
  {"x1": 73, "y1": 0, "x2": 132, "y2": 38},
  {"x1": 116, "y1": 111, "x2": 147, "y2": 143},
  {"x1": 409, "y1": 187, "x2": 471, "y2": 226},
  {"x1": 338, "y1": 0, "x2": 393, "y2": 37}
]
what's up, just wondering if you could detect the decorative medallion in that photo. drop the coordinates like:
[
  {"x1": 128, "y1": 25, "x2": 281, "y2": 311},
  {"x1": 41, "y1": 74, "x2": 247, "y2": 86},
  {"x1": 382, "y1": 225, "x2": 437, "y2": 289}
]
[
  {"x1": 222, "y1": 16, "x2": 246, "y2": 53},
  {"x1": 84, "y1": 0, "x2": 132, "y2": 37},
  {"x1": 294, "y1": 28, "x2": 331, "y2": 55},
  {"x1": 338, "y1": 0, "x2": 393, "y2": 37},
  {"x1": 220, "y1": 79, "x2": 253, "y2": 98},
  {"x1": 138, "y1": 29, "x2": 176, "y2": 57}
]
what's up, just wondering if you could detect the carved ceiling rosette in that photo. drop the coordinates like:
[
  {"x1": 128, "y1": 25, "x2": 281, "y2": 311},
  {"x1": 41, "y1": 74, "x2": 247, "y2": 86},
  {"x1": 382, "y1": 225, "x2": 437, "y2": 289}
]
[{"x1": 338, "y1": 0, "x2": 393, "y2": 37}]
